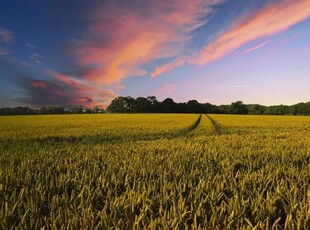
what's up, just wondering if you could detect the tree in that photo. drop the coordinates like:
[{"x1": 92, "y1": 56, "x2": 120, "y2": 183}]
[
  {"x1": 85, "y1": 108, "x2": 93, "y2": 113},
  {"x1": 107, "y1": 96, "x2": 136, "y2": 113},
  {"x1": 186, "y1": 100, "x2": 203, "y2": 113},
  {"x1": 296, "y1": 102, "x2": 310, "y2": 115},
  {"x1": 147, "y1": 96, "x2": 160, "y2": 112},
  {"x1": 68, "y1": 105, "x2": 84, "y2": 114},
  {"x1": 247, "y1": 104, "x2": 265, "y2": 115},
  {"x1": 218, "y1": 105, "x2": 230, "y2": 114},
  {"x1": 135, "y1": 97, "x2": 151, "y2": 112},
  {"x1": 202, "y1": 103, "x2": 220, "y2": 114},
  {"x1": 160, "y1": 98, "x2": 177, "y2": 113},
  {"x1": 93, "y1": 106, "x2": 100, "y2": 113},
  {"x1": 230, "y1": 101, "x2": 248, "y2": 114},
  {"x1": 38, "y1": 107, "x2": 47, "y2": 114},
  {"x1": 46, "y1": 105, "x2": 65, "y2": 114}
]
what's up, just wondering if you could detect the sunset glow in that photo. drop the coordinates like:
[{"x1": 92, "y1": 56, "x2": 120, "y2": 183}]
[{"x1": 0, "y1": 0, "x2": 309, "y2": 107}]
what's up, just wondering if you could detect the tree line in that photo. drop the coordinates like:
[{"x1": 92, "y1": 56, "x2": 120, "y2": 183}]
[
  {"x1": 1, "y1": 96, "x2": 309, "y2": 115},
  {"x1": 0, "y1": 105, "x2": 104, "y2": 115},
  {"x1": 106, "y1": 96, "x2": 310, "y2": 115}
]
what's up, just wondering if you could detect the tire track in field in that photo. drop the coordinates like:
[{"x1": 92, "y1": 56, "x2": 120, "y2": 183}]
[
  {"x1": 204, "y1": 114, "x2": 226, "y2": 134},
  {"x1": 1, "y1": 114, "x2": 203, "y2": 146},
  {"x1": 180, "y1": 114, "x2": 202, "y2": 134},
  {"x1": 158, "y1": 113, "x2": 202, "y2": 138}
]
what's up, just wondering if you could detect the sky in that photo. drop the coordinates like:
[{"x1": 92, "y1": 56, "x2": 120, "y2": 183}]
[{"x1": 0, "y1": 0, "x2": 310, "y2": 108}]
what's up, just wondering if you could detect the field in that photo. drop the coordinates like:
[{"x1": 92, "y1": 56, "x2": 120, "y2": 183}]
[{"x1": 1, "y1": 114, "x2": 310, "y2": 229}]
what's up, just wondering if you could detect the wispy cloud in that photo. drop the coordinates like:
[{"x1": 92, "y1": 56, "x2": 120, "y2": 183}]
[
  {"x1": 22, "y1": 78, "x2": 68, "y2": 106},
  {"x1": 0, "y1": 27, "x2": 14, "y2": 55},
  {"x1": 0, "y1": 47, "x2": 9, "y2": 55},
  {"x1": 47, "y1": 70, "x2": 117, "y2": 107},
  {"x1": 242, "y1": 40, "x2": 271, "y2": 54},
  {"x1": 20, "y1": 70, "x2": 117, "y2": 108},
  {"x1": 0, "y1": 27, "x2": 14, "y2": 44},
  {"x1": 72, "y1": 0, "x2": 223, "y2": 85},
  {"x1": 19, "y1": 61, "x2": 32, "y2": 67},
  {"x1": 155, "y1": 83, "x2": 176, "y2": 97},
  {"x1": 26, "y1": 43, "x2": 42, "y2": 64},
  {"x1": 0, "y1": 57, "x2": 115, "y2": 108},
  {"x1": 193, "y1": 0, "x2": 310, "y2": 65},
  {"x1": 151, "y1": 56, "x2": 188, "y2": 78},
  {"x1": 203, "y1": 85, "x2": 254, "y2": 88},
  {"x1": 153, "y1": 0, "x2": 310, "y2": 76}
]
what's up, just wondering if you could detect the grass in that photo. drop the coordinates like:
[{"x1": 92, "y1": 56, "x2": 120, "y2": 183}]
[{"x1": 1, "y1": 114, "x2": 310, "y2": 229}]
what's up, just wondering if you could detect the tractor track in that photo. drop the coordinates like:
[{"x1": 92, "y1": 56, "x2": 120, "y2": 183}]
[
  {"x1": 204, "y1": 114, "x2": 226, "y2": 134},
  {"x1": 1, "y1": 114, "x2": 203, "y2": 146}
]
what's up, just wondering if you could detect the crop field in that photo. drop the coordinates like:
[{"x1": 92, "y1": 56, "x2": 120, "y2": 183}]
[{"x1": 1, "y1": 114, "x2": 310, "y2": 229}]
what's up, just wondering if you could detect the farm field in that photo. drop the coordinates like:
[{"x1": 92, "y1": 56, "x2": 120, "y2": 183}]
[{"x1": 1, "y1": 114, "x2": 310, "y2": 229}]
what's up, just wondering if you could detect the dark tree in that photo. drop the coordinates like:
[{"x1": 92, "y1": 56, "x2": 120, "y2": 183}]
[
  {"x1": 247, "y1": 104, "x2": 266, "y2": 115},
  {"x1": 92, "y1": 106, "x2": 100, "y2": 113},
  {"x1": 218, "y1": 105, "x2": 230, "y2": 114},
  {"x1": 230, "y1": 101, "x2": 248, "y2": 114},
  {"x1": 1, "y1": 97, "x2": 310, "y2": 115},
  {"x1": 160, "y1": 98, "x2": 177, "y2": 113},
  {"x1": 68, "y1": 105, "x2": 84, "y2": 114},
  {"x1": 135, "y1": 97, "x2": 151, "y2": 112},
  {"x1": 202, "y1": 103, "x2": 220, "y2": 114},
  {"x1": 107, "y1": 96, "x2": 136, "y2": 113},
  {"x1": 147, "y1": 96, "x2": 160, "y2": 112},
  {"x1": 46, "y1": 105, "x2": 65, "y2": 114},
  {"x1": 186, "y1": 100, "x2": 204, "y2": 113}
]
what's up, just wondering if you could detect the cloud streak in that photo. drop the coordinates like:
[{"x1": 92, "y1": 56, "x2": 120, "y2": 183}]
[
  {"x1": 21, "y1": 71, "x2": 117, "y2": 108},
  {"x1": 203, "y1": 85, "x2": 254, "y2": 88},
  {"x1": 151, "y1": 56, "x2": 188, "y2": 78},
  {"x1": 153, "y1": 0, "x2": 310, "y2": 76},
  {"x1": 26, "y1": 43, "x2": 43, "y2": 64},
  {"x1": 0, "y1": 27, "x2": 14, "y2": 44},
  {"x1": 242, "y1": 40, "x2": 271, "y2": 55},
  {"x1": 0, "y1": 47, "x2": 9, "y2": 55},
  {"x1": 47, "y1": 71, "x2": 117, "y2": 107},
  {"x1": 0, "y1": 27, "x2": 14, "y2": 55},
  {"x1": 73, "y1": 0, "x2": 223, "y2": 85},
  {"x1": 155, "y1": 83, "x2": 176, "y2": 97}
]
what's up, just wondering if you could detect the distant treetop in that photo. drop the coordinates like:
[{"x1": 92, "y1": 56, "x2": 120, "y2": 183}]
[{"x1": 1, "y1": 97, "x2": 309, "y2": 115}]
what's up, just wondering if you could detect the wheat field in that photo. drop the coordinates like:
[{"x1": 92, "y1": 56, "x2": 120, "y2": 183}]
[{"x1": 1, "y1": 114, "x2": 310, "y2": 229}]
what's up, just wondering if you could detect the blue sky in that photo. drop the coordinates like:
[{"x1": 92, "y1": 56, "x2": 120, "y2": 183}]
[{"x1": 0, "y1": 0, "x2": 309, "y2": 107}]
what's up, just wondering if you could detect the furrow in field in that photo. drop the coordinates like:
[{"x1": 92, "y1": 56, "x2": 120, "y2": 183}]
[
  {"x1": 179, "y1": 114, "x2": 202, "y2": 135},
  {"x1": 0, "y1": 114, "x2": 203, "y2": 146},
  {"x1": 205, "y1": 114, "x2": 227, "y2": 134}
]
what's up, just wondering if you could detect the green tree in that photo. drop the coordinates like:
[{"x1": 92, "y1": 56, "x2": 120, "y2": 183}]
[
  {"x1": 135, "y1": 97, "x2": 151, "y2": 112},
  {"x1": 230, "y1": 101, "x2": 248, "y2": 114},
  {"x1": 107, "y1": 96, "x2": 136, "y2": 113},
  {"x1": 247, "y1": 104, "x2": 266, "y2": 115},
  {"x1": 186, "y1": 100, "x2": 203, "y2": 113},
  {"x1": 160, "y1": 98, "x2": 177, "y2": 113}
]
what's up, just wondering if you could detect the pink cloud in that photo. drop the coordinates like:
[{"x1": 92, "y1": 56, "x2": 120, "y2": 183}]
[
  {"x1": 0, "y1": 27, "x2": 14, "y2": 44},
  {"x1": 46, "y1": 70, "x2": 117, "y2": 108},
  {"x1": 193, "y1": 0, "x2": 310, "y2": 65},
  {"x1": 0, "y1": 47, "x2": 9, "y2": 55},
  {"x1": 30, "y1": 80, "x2": 49, "y2": 89},
  {"x1": 155, "y1": 83, "x2": 176, "y2": 97},
  {"x1": 242, "y1": 40, "x2": 271, "y2": 54},
  {"x1": 73, "y1": 0, "x2": 223, "y2": 85},
  {"x1": 23, "y1": 79, "x2": 67, "y2": 106},
  {"x1": 48, "y1": 70, "x2": 96, "y2": 93},
  {"x1": 0, "y1": 27, "x2": 14, "y2": 55},
  {"x1": 151, "y1": 56, "x2": 188, "y2": 78},
  {"x1": 153, "y1": 0, "x2": 310, "y2": 75}
]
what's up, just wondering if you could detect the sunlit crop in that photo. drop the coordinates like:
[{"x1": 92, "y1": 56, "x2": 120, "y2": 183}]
[{"x1": 1, "y1": 114, "x2": 310, "y2": 229}]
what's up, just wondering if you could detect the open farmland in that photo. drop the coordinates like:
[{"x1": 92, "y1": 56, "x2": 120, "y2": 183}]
[{"x1": 1, "y1": 114, "x2": 310, "y2": 229}]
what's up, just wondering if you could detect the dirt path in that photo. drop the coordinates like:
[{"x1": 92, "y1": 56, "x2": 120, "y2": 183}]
[{"x1": 204, "y1": 114, "x2": 226, "y2": 134}]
